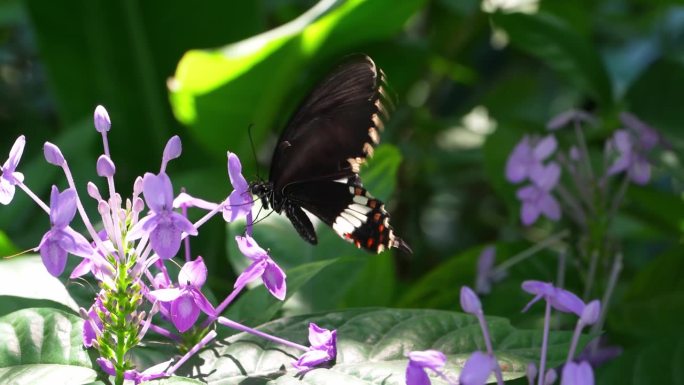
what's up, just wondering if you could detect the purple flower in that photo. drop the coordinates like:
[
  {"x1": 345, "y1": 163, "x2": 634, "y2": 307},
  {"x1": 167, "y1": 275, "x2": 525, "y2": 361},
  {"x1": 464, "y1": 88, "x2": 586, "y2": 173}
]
[
  {"x1": 459, "y1": 351, "x2": 496, "y2": 385},
  {"x1": 43, "y1": 142, "x2": 65, "y2": 166},
  {"x1": 460, "y1": 286, "x2": 482, "y2": 314},
  {"x1": 561, "y1": 361, "x2": 594, "y2": 385},
  {"x1": 94, "y1": 105, "x2": 111, "y2": 132},
  {"x1": 81, "y1": 300, "x2": 104, "y2": 347},
  {"x1": 293, "y1": 323, "x2": 337, "y2": 372},
  {"x1": 547, "y1": 109, "x2": 596, "y2": 131},
  {"x1": 405, "y1": 350, "x2": 447, "y2": 385},
  {"x1": 148, "y1": 257, "x2": 215, "y2": 332},
  {"x1": 38, "y1": 186, "x2": 94, "y2": 276},
  {"x1": 580, "y1": 300, "x2": 600, "y2": 325},
  {"x1": 619, "y1": 112, "x2": 659, "y2": 150},
  {"x1": 606, "y1": 130, "x2": 651, "y2": 185},
  {"x1": 475, "y1": 246, "x2": 505, "y2": 294},
  {"x1": 516, "y1": 162, "x2": 561, "y2": 225},
  {"x1": 521, "y1": 281, "x2": 584, "y2": 316},
  {"x1": 0, "y1": 136, "x2": 25, "y2": 205},
  {"x1": 97, "y1": 358, "x2": 168, "y2": 384},
  {"x1": 234, "y1": 234, "x2": 286, "y2": 300},
  {"x1": 128, "y1": 172, "x2": 197, "y2": 259},
  {"x1": 223, "y1": 152, "x2": 253, "y2": 222},
  {"x1": 506, "y1": 135, "x2": 557, "y2": 183}
]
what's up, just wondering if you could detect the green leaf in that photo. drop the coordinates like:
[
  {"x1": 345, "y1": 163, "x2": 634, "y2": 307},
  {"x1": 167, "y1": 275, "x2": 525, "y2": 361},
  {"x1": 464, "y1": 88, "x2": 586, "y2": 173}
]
[
  {"x1": 359, "y1": 144, "x2": 403, "y2": 202},
  {"x1": 169, "y1": 0, "x2": 424, "y2": 165},
  {"x1": 0, "y1": 255, "x2": 78, "y2": 315},
  {"x1": 492, "y1": 12, "x2": 614, "y2": 107},
  {"x1": 598, "y1": 335, "x2": 684, "y2": 385},
  {"x1": 0, "y1": 308, "x2": 95, "y2": 385},
  {"x1": 178, "y1": 308, "x2": 579, "y2": 384}
]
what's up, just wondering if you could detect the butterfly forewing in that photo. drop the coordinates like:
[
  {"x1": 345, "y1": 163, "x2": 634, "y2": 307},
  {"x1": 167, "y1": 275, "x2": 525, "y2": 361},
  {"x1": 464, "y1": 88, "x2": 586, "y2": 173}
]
[
  {"x1": 269, "y1": 56, "x2": 391, "y2": 191},
  {"x1": 254, "y1": 55, "x2": 410, "y2": 254}
]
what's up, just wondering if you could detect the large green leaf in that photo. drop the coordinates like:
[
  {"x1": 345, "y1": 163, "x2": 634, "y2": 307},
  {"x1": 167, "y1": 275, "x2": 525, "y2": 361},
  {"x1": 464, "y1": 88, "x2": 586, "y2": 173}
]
[
  {"x1": 0, "y1": 255, "x2": 78, "y2": 316},
  {"x1": 492, "y1": 12, "x2": 614, "y2": 107},
  {"x1": 177, "y1": 308, "x2": 579, "y2": 384},
  {"x1": 169, "y1": 0, "x2": 424, "y2": 166},
  {"x1": 0, "y1": 308, "x2": 95, "y2": 385}
]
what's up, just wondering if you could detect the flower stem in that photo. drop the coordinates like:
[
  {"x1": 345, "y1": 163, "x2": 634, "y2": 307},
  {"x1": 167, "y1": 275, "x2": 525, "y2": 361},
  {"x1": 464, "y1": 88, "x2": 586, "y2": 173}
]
[
  {"x1": 166, "y1": 330, "x2": 217, "y2": 375},
  {"x1": 566, "y1": 320, "x2": 585, "y2": 364},
  {"x1": 476, "y1": 312, "x2": 504, "y2": 385},
  {"x1": 17, "y1": 182, "x2": 50, "y2": 214},
  {"x1": 492, "y1": 230, "x2": 569, "y2": 277},
  {"x1": 590, "y1": 253, "x2": 622, "y2": 352},
  {"x1": 537, "y1": 301, "x2": 552, "y2": 385},
  {"x1": 218, "y1": 317, "x2": 309, "y2": 352},
  {"x1": 202, "y1": 284, "x2": 244, "y2": 328}
]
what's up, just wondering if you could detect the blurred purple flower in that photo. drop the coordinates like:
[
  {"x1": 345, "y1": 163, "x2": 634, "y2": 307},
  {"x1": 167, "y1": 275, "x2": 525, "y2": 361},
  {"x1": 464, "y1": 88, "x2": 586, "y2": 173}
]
[
  {"x1": 234, "y1": 234, "x2": 286, "y2": 300},
  {"x1": 0, "y1": 136, "x2": 25, "y2": 205},
  {"x1": 547, "y1": 109, "x2": 596, "y2": 131},
  {"x1": 606, "y1": 130, "x2": 651, "y2": 185},
  {"x1": 506, "y1": 135, "x2": 557, "y2": 183},
  {"x1": 148, "y1": 257, "x2": 215, "y2": 332},
  {"x1": 94, "y1": 105, "x2": 111, "y2": 132},
  {"x1": 619, "y1": 112, "x2": 659, "y2": 150},
  {"x1": 521, "y1": 281, "x2": 584, "y2": 316},
  {"x1": 293, "y1": 323, "x2": 337, "y2": 372},
  {"x1": 460, "y1": 286, "x2": 482, "y2": 314},
  {"x1": 459, "y1": 351, "x2": 496, "y2": 385},
  {"x1": 561, "y1": 361, "x2": 594, "y2": 385},
  {"x1": 516, "y1": 162, "x2": 561, "y2": 226},
  {"x1": 405, "y1": 350, "x2": 447, "y2": 385},
  {"x1": 223, "y1": 152, "x2": 253, "y2": 222},
  {"x1": 128, "y1": 172, "x2": 197, "y2": 259},
  {"x1": 38, "y1": 186, "x2": 94, "y2": 276}
]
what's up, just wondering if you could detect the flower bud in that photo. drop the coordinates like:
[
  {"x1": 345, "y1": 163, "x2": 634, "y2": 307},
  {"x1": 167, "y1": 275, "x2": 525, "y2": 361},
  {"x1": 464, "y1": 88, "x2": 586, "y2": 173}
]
[
  {"x1": 96, "y1": 155, "x2": 116, "y2": 177},
  {"x1": 163, "y1": 135, "x2": 182, "y2": 162},
  {"x1": 94, "y1": 105, "x2": 111, "y2": 132},
  {"x1": 527, "y1": 362, "x2": 538, "y2": 383},
  {"x1": 544, "y1": 368, "x2": 557, "y2": 385},
  {"x1": 580, "y1": 300, "x2": 601, "y2": 325},
  {"x1": 43, "y1": 142, "x2": 65, "y2": 166},
  {"x1": 87, "y1": 182, "x2": 101, "y2": 200},
  {"x1": 460, "y1": 286, "x2": 482, "y2": 314}
]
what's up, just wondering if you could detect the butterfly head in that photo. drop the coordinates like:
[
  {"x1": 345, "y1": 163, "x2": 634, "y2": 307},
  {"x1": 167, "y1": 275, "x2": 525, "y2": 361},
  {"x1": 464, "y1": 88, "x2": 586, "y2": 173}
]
[{"x1": 249, "y1": 180, "x2": 273, "y2": 210}]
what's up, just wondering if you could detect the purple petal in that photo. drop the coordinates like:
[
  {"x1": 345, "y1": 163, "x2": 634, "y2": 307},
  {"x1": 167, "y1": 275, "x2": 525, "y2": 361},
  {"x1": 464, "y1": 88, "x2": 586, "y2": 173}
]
[
  {"x1": 408, "y1": 350, "x2": 447, "y2": 371},
  {"x1": 607, "y1": 153, "x2": 631, "y2": 176},
  {"x1": 475, "y1": 246, "x2": 496, "y2": 294},
  {"x1": 544, "y1": 368, "x2": 558, "y2": 385},
  {"x1": 148, "y1": 288, "x2": 182, "y2": 302},
  {"x1": 533, "y1": 135, "x2": 557, "y2": 161},
  {"x1": 150, "y1": 220, "x2": 182, "y2": 259},
  {"x1": 82, "y1": 307, "x2": 101, "y2": 347},
  {"x1": 628, "y1": 157, "x2": 651, "y2": 185},
  {"x1": 173, "y1": 192, "x2": 219, "y2": 210},
  {"x1": 612, "y1": 130, "x2": 632, "y2": 153},
  {"x1": 170, "y1": 212, "x2": 198, "y2": 236},
  {"x1": 94, "y1": 105, "x2": 111, "y2": 132},
  {"x1": 538, "y1": 193, "x2": 561, "y2": 221},
  {"x1": 581, "y1": 300, "x2": 601, "y2": 325},
  {"x1": 228, "y1": 152, "x2": 249, "y2": 193},
  {"x1": 179, "y1": 257, "x2": 207, "y2": 288},
  {"x1": 531, "y1": 162, "x2": 561, "y2": 191},
  {"x1": 460, "y1": 286, "x2": 482, "y2": 314},
  {"x1": 561, "y1": 361, "x2": 594, "y2": 385},
  {"x1": 43, "y1": 142, "x2": 65, "y2": 166},
  {"x1": 505, "y1": 137, "x2": 533, "y2": 183},
  {"x1": 224, "y1": 189, "x2": 253, "y2": 222},
  {"x1": 263, "y1": 259, "x2": 287, "y2": 300},
  {"x1": 620, "y1": 112, "x2": 658, "y2": 150},
  {"x1": 70, "y1": 258, "x2": 93, "y2": 279},
  {"x1": 126, "y1": 214, "x2": 156, "y2": 241},
  {"x1": 551, "y1": 288, "x2": 585, "y2": 316},
  {"x1": 521, "y1": 201, "x2": 540, "y2": 226},
  {"x1": 522, "y1": 281, "x2": 555, "y2": 296},
  {"x1": 97, "y1": 357, "x2": 116, "y2": 376},
  {"x1": 96, "y1": 155, "x2": 116, "y2": 177},
  {"x1": 49, "y1": 187, "x2": 78, "y2": 229},
  {"x1": 235, "y1": 235, "x2": 267, "y2": 261},
  {"x1": 459, "y1": 351, "x2": 496, "y2": 385},
  {"x1": 142, "y1": 172, "x2": 174, "y2": 213},
  {"x1": 0, "y1": 179, "x2": 16, "y2": 205},
  {"x1": 4, "y1": 135, "x2": 25, "y2": 173},
  {"x1": 163, "y1": 135, "x2": 182, "y2": 162},
  {"x1": 61, "y1": 228, "x2": 95, "y2": 258},
  {"x1": 39, "y1": 233, "x2": 69, "y2": 277},
  {"x1": 516, "y1": 185, "x2": 538, "y2": 201},
  {"x1": 190, "y1": 288, "x2": 216, "y2": 317},
  {"x1": 171, "y1": 291, "x2": 200, "y2": 332},
  {"x1": 406, "y1": 361, "x2": 431, "y2": 385},
  {"x1": 308, "y1": 323, "x2": 336, "y2": 351},
  {"x1": 234, "y1": 259, "x2": 267, "y2": 288},
  {"x1": 546, "y1": 110, "x2": 595, "y2": 131},
  {"x1": 292, "y1": 349, "x2": 331, "y2": 372}
]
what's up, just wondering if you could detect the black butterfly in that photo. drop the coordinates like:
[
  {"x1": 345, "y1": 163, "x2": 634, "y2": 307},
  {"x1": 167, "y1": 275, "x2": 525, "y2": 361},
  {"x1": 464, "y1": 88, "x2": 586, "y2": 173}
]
[{"x1": 250, "y1": 55, "x2": 411, "y2": 254}]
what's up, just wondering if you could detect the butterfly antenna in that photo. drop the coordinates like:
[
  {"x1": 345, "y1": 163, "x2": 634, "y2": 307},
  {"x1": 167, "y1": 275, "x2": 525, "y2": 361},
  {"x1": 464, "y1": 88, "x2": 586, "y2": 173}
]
[{"x1": 247, "y1": 123, "x2": 261, "y2": 181}]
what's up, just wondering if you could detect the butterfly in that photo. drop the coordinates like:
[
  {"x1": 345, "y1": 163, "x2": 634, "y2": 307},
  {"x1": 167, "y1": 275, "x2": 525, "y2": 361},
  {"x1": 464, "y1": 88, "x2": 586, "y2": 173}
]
[{"x1": 250, "y1": 55, "x2": 411, "y2": 254}]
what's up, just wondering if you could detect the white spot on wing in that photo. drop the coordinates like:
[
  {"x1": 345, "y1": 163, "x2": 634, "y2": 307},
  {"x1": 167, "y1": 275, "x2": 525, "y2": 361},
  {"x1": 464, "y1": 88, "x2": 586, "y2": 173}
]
[
  {"x1": 353, "y1": 195, "x2": 369, "y2": 205},
  {"x1": 349, "y1": 203, "x2": 371, "y2": 214},
  {"x1": 340, "y1": 211, "x2": 363, "y2": 228},
  {"x1": 345, "y1": 207, "x2": 368, "y2": 222},
  {"x1": 333, "y1": 217, "x2": 354, "y2": 236}
]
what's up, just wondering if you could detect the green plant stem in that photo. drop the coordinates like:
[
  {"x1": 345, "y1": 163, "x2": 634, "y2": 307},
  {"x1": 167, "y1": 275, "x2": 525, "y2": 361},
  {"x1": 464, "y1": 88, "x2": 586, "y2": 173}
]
[
  {"x1": 492, "y1": 230, "x2": 569, "y2": 278},
  {"x1": 590, "y1": 253, "x2": 622, "y2": 352},
  {"x1": 537, "y1": 301, "x2": 552, "y2": 385}
]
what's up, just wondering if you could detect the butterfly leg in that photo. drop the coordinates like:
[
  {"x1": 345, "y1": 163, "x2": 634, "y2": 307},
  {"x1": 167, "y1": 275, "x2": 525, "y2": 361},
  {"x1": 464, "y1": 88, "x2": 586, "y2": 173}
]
[{"x1": 284, "y1": 202, "x2": 318, "y2": 245}]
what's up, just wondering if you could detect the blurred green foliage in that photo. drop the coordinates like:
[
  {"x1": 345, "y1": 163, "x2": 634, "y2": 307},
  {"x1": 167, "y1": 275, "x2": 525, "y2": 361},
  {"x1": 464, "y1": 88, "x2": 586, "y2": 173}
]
[{"x1": 1, "y1": 0, "x2": 683, "y2": 383}]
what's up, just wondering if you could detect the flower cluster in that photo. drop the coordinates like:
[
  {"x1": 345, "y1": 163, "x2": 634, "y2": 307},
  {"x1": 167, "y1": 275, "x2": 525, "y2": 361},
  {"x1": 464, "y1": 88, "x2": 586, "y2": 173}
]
[
  {"x1": 505, "y1": 110, "x2": 661, "y2": 227},
  {"x1": 1, "y1": 106, "x2": 338, "y2": 383},
  {"x1": 405, "y1": 283, "x2": 601, "y2": 385}
]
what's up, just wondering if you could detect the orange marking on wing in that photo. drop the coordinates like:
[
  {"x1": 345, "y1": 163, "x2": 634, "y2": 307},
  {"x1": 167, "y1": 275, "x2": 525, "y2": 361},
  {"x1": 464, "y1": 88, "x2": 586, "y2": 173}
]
[
  {"x1": 367, "y1": 238, "x2": 375, "y2": 248},
  {"x1": 373, "y1": 213, "x2": 382, "y2": 222},
  {"x1": 378, "y1": 224, "x2": 385, "y2": 232},
  {"x1": 368, "y1": 200, "x2": 377, "y2": 209}
]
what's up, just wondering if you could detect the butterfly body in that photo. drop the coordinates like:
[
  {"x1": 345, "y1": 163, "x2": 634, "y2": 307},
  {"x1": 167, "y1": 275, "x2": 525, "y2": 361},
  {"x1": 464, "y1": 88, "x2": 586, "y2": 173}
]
[{"x1": 250, "y1": 55, "x2": 411, "y2": 254}]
